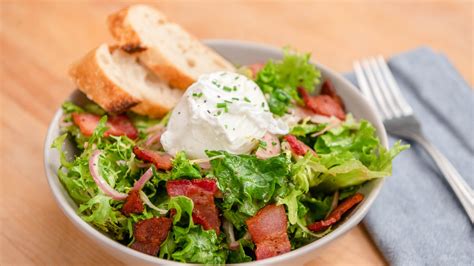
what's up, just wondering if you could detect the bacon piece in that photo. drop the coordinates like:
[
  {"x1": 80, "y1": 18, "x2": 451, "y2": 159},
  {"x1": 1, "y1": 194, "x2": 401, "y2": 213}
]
[
  {"x1": 130, "y1": 241, "x2": 161, "y2": 256},
  {"x1": 72, "y1": 113, "x2": 138, "y2": 139},
  {"x1": 256, "y1": 133, "x2": 281, "y2": 159},
  {"x1": 321, "y1": 80, "x2": 345, "y2": 110},
  {"x1": 246, "y1": 204, "x2": 291, "y2": 260},
  {"x1": 166, "y1": 179, "x2": 221, "y2": 233},
  {"x1": 284, "y1": 134, "x2": 316, "y2": 156},
  {"x1": 190, "y1": 179, "x2": 218, "y2": 195},
  {"x1": 297, "y1": 87, "x2": 346, "y2": 120},
  {"x1": 308, "y1": 193, "x2": 364, "y2": 232},
  {"x1": 312, "y1": 95, "x2": 346, "y2": 120},
  {"x1": 133, "y1": 146, "x2": 172, "y2": 171},
  {"x1": 121, "y1": 190, "x2": 144, "y2": 216},
  {"x1": 188, "y1": 186, "x2": 221, "y2": 234},
  {"x1": 131, "y1": 217, "x2": 172, "y2": 256},
  {"x1": 166, "y1": 179, "x2": 218, "y2": 196},
  {"x1": 247, "y1": 63, "x2": 265, "y2": 79}
]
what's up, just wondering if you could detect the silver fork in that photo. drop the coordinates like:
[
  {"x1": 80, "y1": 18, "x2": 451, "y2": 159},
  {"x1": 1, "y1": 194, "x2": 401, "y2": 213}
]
[{"x1": 354, "y1": 56, "x2": 474, "y2": 223}]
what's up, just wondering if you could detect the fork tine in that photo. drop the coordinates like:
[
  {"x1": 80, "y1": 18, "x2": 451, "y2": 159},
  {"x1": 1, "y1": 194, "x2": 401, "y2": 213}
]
[
  {"x1": 354, "y1": 61, "x2": 378, "y2": 108},
  {"x1": 360, "y1": 59, "x2": 392, "y2": 119},
  {"x1": 376, "y1": 56, "x2": 413, "y2": 115},
  {"x1": 368, "y1": 57, "x2": 402, "y2": 119}
]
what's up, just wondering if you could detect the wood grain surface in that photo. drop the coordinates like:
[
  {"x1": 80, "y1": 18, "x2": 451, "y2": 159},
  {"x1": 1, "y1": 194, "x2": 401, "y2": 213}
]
[{"x1": 0, "y1": 1, "x2": 472, "y2": 265}]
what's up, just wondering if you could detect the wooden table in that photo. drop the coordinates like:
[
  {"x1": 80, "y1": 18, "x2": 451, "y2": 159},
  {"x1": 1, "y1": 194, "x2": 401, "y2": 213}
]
[{"x1": 1, "y1": 1, "x2": 471, "y2": 265}]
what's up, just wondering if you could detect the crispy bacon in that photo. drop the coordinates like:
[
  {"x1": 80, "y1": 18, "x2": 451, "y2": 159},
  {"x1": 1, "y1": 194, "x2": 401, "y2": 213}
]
[
  {"x1": 308, "y1": 193, "x2": 364, "y2": 232},
  {"x1": 256, "y1": 133, "x2": 281, "y2": 159},
  {"x1": 130, "y1": 241, "x2": 161, "y2": 256},
  {"x1": 284, "y1": 134, "x2": 316, "y2": 156},
  {"x1": 166, "y1": 179, "x2": 221, "y2": 233},
  {"x1": 121, "y1": 190, "x2": 144, "y2": 216},
  {"x1": 189, "y1": 179, "x2": 219, "y2": 195},
  {"x1": 246, "y1": 204, "x2": 291, "y2": 260},
  {"x1": 72, "y1": 112, "x2": 138, "y2": 139},
  {"x1": 297, "y1": 87, "x2": 346, "y2": 120},
  {"x1": 131, "y1": 217, "x2": 172, "y2": 256},
  {"x1": 166, "y1": 179, "x2": 218, "y2": 196},
  {"x1": 321, "y1": 80, "x2": 345, "y2": 110},
  {"x1": 133, "y1": 146, "x2": 173, "y2": 171}
]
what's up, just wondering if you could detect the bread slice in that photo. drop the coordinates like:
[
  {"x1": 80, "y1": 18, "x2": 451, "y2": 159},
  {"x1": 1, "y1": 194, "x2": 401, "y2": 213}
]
[
  {"x1": 69, "y1": 44, "x2": 182, "y2": 117},
  {"x1": 107, "y1": 4, "x2": 235, "y2": 90}
]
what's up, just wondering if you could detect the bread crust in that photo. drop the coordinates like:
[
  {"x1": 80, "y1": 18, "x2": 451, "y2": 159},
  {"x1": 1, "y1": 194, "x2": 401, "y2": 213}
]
[
  {"x1": 68, "y1": 46, "x2": 141, "y2": 113},
  {"x1": 107, "y1": 5, "x2": 234, "y2": 90},
  {"x1": 107, "y1": 6, "x2": 141, "y2": 45},
  {"x1": 131, "y1": 98, "x2": 170, "y2": 118}
]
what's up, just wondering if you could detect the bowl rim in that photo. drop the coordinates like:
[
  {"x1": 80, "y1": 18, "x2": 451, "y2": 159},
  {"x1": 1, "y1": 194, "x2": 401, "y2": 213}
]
[{"x1": 43, "y1": 39, "x2": 387, "y2": 265}]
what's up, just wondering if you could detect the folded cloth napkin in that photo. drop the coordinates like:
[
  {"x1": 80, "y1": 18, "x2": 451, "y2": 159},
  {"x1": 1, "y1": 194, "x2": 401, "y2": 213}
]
[{"x1": 344, "y1": 47, "x2": 474, "y2": 265}]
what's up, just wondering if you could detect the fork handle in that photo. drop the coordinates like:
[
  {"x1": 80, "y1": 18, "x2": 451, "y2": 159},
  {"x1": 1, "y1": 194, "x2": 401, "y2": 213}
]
[{"x1": 407, "y1": 132, "x2": 474, "y2": 223}]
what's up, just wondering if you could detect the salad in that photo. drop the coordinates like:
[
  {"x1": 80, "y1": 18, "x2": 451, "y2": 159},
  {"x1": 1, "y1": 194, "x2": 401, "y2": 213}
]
[{"x1": 53, "y1": 48, "x2": 407, "y2": 264}]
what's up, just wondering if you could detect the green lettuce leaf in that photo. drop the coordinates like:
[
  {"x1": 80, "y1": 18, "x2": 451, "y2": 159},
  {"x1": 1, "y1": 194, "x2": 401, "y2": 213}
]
[
  {"x1": 255, "y1": 48, "x2": 321, "y2": 116},
  {"x1": 287, "y1": 116, "x2": 409, "y2": 193},
  {"x1": 227, "y1": 239, "x2": 254, "y2": 263},
  {"x1": 207, "y1": 150, "x2": 290, "y2": 217},
  {"x1": 51, "y1": 115, "x2": 144, "y2": 241},
  {"x1": 170, "y1": 226, "x2": 227, "y2": 264},
  {"x1": 171, "y1": 151, "x2": 202, "y2": 179},
  {"x1": 290, "y1": 120, "x2": 326, "y2": 137},
  {"x1": 168, "y1": 196, "x2": 194, "y2": 228}
]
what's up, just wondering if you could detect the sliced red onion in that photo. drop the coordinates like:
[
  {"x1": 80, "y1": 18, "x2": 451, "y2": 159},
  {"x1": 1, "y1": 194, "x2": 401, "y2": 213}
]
[
  {"x1": 135, "y1": 162, "x2": 152, "y2": 168},
  {"x1": 223, "y1": 218, "x2": 239, "y2": 250},
  {"x1": 326, "y1": 190, "x2": 340, "y2": 219},
  {"x1": 145, "y1": 124, "x2": 164, "y2": 134},
  {"x1": 198, "y1": 161, "x2": 211, "y2": 170},
  {"x1": 190, "y1": 155, "x2": 225, "y2": 164},
  {"x1": 59, "y1": 114, "x2": 73, "y2": 128},
  {"x1": 145, "y1": 128, "x2": 164, "y2": 147},
  {"x1": 89, "y1": 150, "x2": 128, "y2": 200},
  {"x1": 139, "y1": 190, "x2": 168, "y2": 215},
  {"x1": 309, "y1": 114, "x2": 335, "y2": 124},
  {"x1": 311, "y1": 117, "x2": 342, "y2": 137},
  {"x1": 256, "y1": 133, "x2": 281, "y2": 159},
  {"x1": 132, "y1": 167, "x2": 153, "y2": 191}
]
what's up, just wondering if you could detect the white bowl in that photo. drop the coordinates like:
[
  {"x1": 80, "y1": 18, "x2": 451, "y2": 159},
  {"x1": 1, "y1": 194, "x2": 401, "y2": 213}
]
[{"x1": 43, "y1": 40, "x2": 388, "y2": 265}]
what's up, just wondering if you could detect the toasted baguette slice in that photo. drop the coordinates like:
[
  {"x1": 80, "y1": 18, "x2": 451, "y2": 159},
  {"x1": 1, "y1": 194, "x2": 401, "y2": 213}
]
[
  {"x1": 107, "y1": 4, "x2": 235, "y2": 90},
  {"x1": 69, "y1": 44, "x2": 182, "y2": 117}
]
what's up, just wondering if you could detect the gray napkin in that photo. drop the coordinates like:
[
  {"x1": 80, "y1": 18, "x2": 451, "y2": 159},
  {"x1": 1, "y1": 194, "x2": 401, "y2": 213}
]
[{"x1": 344, "y1": 47, "x2": 474, "y2": 265}]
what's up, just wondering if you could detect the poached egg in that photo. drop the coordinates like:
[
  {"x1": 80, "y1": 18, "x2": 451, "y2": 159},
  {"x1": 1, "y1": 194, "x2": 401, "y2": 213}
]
[{"x1": 161, "y1": 71, "x2": 288, "y2": 159}]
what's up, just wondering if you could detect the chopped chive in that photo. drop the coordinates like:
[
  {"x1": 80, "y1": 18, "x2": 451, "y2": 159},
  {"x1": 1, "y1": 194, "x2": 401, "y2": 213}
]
[
  {"x1": 216, "y1": 102, "x2": 229, "y2": 113},
  {"x1": 223, "y1": 86, "x2": 232, "y2": 92},
  {"x1": 232, "y1": 97, "x2": 239, "y2": 101},
  {"x1": 258, "y1": 140, "x2": 267, "y2": 150},
  {"x1": 244, "y1": 97, "x2": 251, "y2": 103},
  {"x1": 192, "y1": 92, "x2": 203, "y2": 98},
  {"x1": 212, "y1": 80, "x2": 221, "y2": 87}
]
